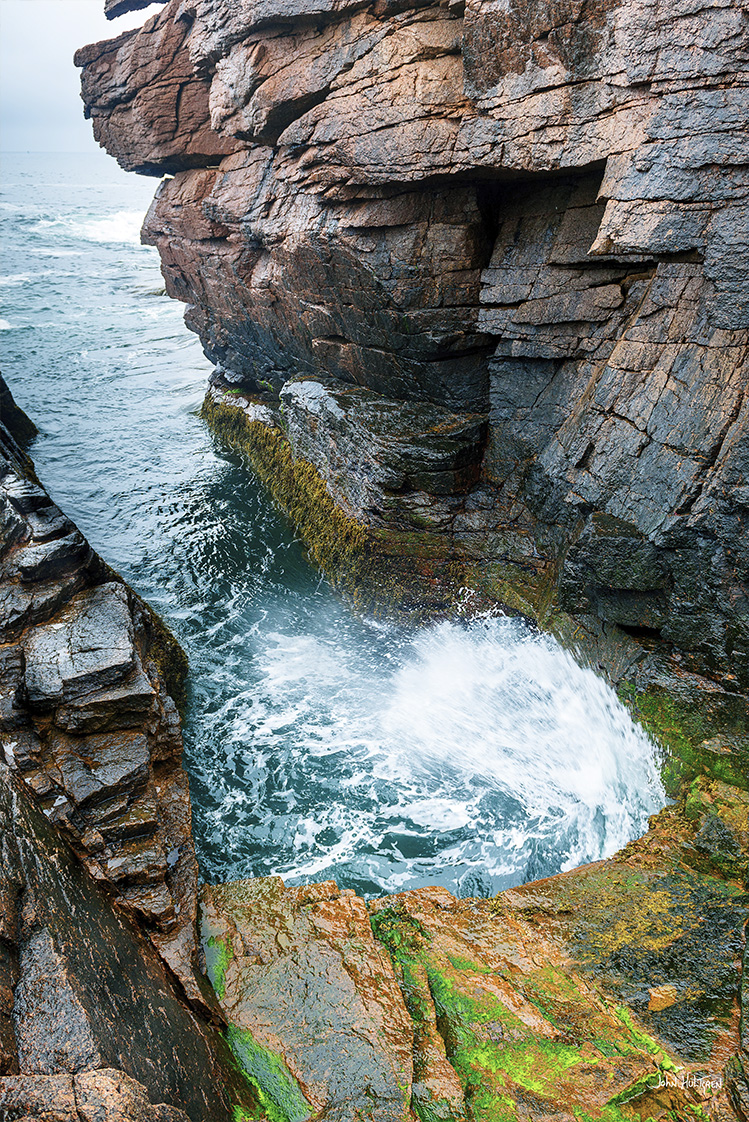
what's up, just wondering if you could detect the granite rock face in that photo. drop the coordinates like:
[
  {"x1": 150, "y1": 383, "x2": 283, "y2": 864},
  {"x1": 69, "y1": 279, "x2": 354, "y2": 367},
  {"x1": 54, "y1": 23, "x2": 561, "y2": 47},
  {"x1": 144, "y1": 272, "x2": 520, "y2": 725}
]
[
  {"x1": 70, "y1": 1, "x2": 749, "y2": 1108},
  {"x1": 0, "y1": 378, "x2": 263, "y2": 1118},
  {"x1": 199, "y1": 781, "x2": 749, "y2": 1121},
  {"x1": 76, "y1": 0, "x2": 749, "y2": 694},
  {"x1": 0, "y1": 758, "x2": 260, "y2": 1119},
  {"x1": 0, "y1": 406, "x2": 198, "y2": 999},
  {"x1": 201, "y1": 878, "x2": 414, "y2": 1121}
]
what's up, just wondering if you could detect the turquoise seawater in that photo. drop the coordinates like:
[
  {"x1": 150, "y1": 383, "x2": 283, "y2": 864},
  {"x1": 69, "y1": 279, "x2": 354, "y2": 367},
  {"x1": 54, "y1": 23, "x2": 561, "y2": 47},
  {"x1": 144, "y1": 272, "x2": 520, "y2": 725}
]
[{"x1": 1, "y1": 151, "x2": 665, "y2": 896}]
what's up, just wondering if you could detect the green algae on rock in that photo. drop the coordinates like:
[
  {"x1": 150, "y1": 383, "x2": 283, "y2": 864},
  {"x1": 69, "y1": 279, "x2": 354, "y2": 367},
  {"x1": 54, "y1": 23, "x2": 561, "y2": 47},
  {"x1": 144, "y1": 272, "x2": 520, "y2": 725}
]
[
  {"x1": 618, "y1": 682, "x2": 749, "y2": 798},
  {"x1": 193, "y1": 739, "x2": 749, "y2": 1121},
  {"x1": 199, "y1": 860, "x2": 746, "y2": 1122},
  {"x1": 200, "y1": 877, "x2": 414, "y2": 1121},
  {"x1": 202, "y1": 382, "x2": 472, "y2": 619}
]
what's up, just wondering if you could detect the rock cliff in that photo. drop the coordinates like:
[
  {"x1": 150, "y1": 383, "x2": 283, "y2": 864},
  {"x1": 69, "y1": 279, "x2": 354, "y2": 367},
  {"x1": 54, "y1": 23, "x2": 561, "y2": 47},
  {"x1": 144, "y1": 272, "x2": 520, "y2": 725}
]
[
  {"x1": 76, "y1": 0, "x2": 748, "y2": 704},
  {"x1": 0, "y1": 377, "x2": 262, "y2": 1119},
  {"x1": 1, "y1": 377, "x2": 196, "y2": 997},
  {"x1": 7, "y1": 0, "x2": 744, "y2": 1115}
]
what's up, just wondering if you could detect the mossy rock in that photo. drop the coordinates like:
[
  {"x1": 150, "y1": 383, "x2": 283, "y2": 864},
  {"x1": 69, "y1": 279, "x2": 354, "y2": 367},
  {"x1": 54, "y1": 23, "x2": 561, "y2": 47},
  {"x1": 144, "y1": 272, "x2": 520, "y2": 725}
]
[
  {"x1": 368, "y1": 889, "x2": 711, "y2": 1122},
  {"x1": 227, "y1": 1025, "x2": 312, "y2": 1122},
  {"x1": 618, "y1": 682, "x2": 749, "y2": 796},
  {"x1": 202, "y1": 389, "x2": 472, "y2": 620}
]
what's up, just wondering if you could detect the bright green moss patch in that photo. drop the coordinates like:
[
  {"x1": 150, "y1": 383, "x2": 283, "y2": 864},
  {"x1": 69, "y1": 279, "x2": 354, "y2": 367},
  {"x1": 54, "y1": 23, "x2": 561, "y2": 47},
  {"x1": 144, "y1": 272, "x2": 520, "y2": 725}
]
[
  {"x1": 227, "y1": 1025, "x2": 311, "y2": 1122},
  {"x1": 425, "y1": 966, "x2": 592, "y2": 1105},
  {"x1": 204, "y1": 934, "x2": 234, "y2": 1001},
  {"x1": 446, "y1": 953, "x2": 492, "y2": 975},
  {"x1": 465, "y1": 1038, "x2": 586, "y2": 1091},
  {"x1": 618, "y1": 682, "x2": 749, "y2": 795},
  {"x1": 370, "y1": 902, "x2": 431, "y2": 961},
  {"x1": 614, "y1": 1007, "x2": 674, "y2": 1064},
  {"x1": 468, "y1": 1086, "x2": 518, "y2": 1122},
  {"x1": 369, "y1": 898, "x2": 711, "y2": 1122}
]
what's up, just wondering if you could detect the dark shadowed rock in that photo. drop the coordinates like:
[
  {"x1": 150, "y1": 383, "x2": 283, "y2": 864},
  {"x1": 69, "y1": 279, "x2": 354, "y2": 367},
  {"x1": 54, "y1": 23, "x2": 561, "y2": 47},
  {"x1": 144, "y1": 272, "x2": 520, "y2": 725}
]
[
  {"x1": 0, "y1": 376, "x2": 37, "y2": 450},
  {"x1": 0, "y1": 761, "x2": 262, "y2": 1118}
]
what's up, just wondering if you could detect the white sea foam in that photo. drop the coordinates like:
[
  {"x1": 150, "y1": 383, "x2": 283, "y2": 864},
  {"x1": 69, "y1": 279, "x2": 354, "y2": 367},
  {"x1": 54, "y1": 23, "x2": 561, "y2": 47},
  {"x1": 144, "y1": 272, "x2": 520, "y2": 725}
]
[
  {"x1": 32, "y1": 210, "x2": 146, "y2": 246},
  {"x1": 379, "y1": 618, "x2": 664, "y2": 870},
  {"x1": 0, "y1": 273, "x2": 31, "y2": 287},
  {"x1": 0, "y1": 318, "x2": 15, "y2": 330},
  {"x1": 76, "y1": 210, "x2": 146, "y2": 245},
  {"x1": 200, "y1": 613, "x2": 665, "y2": 895}
]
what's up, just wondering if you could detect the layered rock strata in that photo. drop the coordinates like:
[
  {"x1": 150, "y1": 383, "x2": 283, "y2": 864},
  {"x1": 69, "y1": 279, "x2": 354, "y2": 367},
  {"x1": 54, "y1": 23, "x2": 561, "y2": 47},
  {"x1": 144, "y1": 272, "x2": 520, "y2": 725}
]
[
  {"x1": 0, "y1": 386, "x2": 197, "y2": 997},
  {"x1": 77, "y1": 0, "x2": 749, "y2": 703},
  {"x1": 0, "y1": 378, "x2": 263, "y2": 1119},
  {"x1": 1, "y1": 380, "x2": 747, "y2": 1118}
]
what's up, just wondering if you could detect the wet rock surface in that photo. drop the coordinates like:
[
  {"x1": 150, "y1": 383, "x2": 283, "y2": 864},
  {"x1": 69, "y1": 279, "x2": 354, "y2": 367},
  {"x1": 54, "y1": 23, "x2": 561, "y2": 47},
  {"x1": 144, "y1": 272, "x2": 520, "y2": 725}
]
[
  {"x1": 201, "y1": 878, "x2": 414, "y2": 1121},
  {"x1": 0, "y1": 421, "x2": 198, "y2": 994},
  {"x1": 3, "y1": 375, "x2": 747, "y2": 1120},
  {"x1": 0, "y1": 378, "x2": 263, "y2": 1119},
  {"x1": 199, "y1": 778, "x2": 749, "y2": 1121},
  {"x1": 0, "y1": 1069, "x2": 190, "y2": 1121},
  {"x1": 11, "y1": 0, "x2": 749, "y2": 1110},
  {"x1": 0, "y1": 758, "x2": 262, "y2": 1119}
]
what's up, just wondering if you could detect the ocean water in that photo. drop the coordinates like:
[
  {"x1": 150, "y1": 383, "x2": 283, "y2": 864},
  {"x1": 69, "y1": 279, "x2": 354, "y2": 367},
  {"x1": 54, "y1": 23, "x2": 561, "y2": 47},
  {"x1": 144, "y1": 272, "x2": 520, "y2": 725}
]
[{"x1": 1, "y1": 151, "x2": 666, "y2": 897}]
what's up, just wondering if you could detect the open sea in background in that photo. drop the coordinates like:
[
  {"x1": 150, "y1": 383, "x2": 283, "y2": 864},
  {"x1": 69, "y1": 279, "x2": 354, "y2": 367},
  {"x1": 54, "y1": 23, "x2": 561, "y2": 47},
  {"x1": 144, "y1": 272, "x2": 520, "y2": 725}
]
[{"x1": 1, "y1": 150, "x2": 666, "y2": 897}]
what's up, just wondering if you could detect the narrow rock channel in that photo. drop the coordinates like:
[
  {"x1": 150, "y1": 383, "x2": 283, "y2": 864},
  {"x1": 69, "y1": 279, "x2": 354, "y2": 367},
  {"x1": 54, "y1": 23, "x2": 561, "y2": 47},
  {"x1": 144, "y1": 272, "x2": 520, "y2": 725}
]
[{"x1": 1, "y1": 0, "x2": 748, "y2": 1112}]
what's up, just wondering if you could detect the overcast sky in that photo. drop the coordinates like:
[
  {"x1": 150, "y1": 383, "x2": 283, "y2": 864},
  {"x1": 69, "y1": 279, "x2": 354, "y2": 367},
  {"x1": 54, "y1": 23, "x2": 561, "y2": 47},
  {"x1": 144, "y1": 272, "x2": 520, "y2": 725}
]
[{"x1": 0, "y1": 0, "x2": 161, "y2": 151}]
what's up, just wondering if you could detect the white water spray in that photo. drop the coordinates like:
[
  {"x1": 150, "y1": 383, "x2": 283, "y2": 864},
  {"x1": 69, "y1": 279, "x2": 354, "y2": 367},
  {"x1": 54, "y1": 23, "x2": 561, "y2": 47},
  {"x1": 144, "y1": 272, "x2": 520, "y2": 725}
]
[{"x1": 202, "y1": 613, "x2": 665, "y2": 896}]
